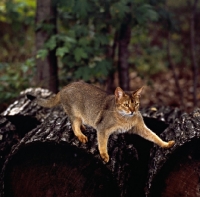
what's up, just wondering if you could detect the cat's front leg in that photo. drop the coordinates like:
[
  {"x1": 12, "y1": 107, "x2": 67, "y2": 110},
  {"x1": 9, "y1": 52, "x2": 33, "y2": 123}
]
[
  {"x1": 134, "y1": 118, "x2": 175, "y2": 148},
  {"x1": 97, "y1": 131, "x2": 110, "y2": 163}
]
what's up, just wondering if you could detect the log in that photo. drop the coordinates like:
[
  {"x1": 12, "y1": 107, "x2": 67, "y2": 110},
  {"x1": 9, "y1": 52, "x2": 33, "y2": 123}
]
[
  {"x1": 146, "y1": 108, "x2": 200, "y2": 197},
  {"x1": 0, "y1": 88, "x2": 185, "y2": 197},
  {"x1": 4, "y1": 143, "x2": 120, "y2": 197}
]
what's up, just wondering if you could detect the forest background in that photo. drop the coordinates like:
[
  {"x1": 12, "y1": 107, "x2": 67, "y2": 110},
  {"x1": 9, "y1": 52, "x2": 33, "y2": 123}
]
[{"x1": 0, "y1": 0, "x2": 199, "y2": 113}]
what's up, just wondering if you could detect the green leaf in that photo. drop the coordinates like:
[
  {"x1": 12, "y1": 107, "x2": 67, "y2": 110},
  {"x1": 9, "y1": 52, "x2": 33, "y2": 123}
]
[
  {"x1": 94, "y1": 60, "x2": 112, "y2": 77},
  {"x1": 94, "y1": 34, "x2": 109, "y2": 48},
  {"x1": 57, "y1": 34, "x2": 76, "y2": 43},
  {"x1": 75, "y1": 66, "x2": 91, "y2": 81},
  {"x1": 73, "y1": 0, "x2": 91, "y2": 18},
  {"x1": 78, "y1": 37, "x2": 90, "y2": 46},
  {"x1": 24, "y1": 58, "x2": 35, "y2": 68},
  {"x1": 56, "y1": 47, "x2": 69, "y2": 58},
  {"x1": 110, "y1": 1, "x2": 129, "y2": 19},
  {"x1": 36, "y1": 49, "x2": 48, "y2": 59},
  {"x1": 135, "y1": 4, "x2": 159, "y2": 24},
  {"x1": 73, "y1": 24, "x2": 88, "y2": 37},
  {"x1": 21, "y1": 64, "x2": 29, "y2": 73},
  {"x1": 45, "y1": 35, "x2": 57, "y2": 50},
  {"x1": 74, "y1": 47, "x2": 88, "y2": 62}
]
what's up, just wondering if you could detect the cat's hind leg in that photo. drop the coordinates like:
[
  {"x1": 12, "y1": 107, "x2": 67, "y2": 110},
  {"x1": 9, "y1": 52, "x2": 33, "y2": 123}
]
[
  {"x1": 62, "y1": 106, "x2": 88, "y2": 143},
  {"x1": 71, "y1": 117, "x2": 88, "y2": 143}
]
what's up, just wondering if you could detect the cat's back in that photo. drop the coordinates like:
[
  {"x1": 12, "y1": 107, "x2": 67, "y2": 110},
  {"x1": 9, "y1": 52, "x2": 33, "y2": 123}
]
[
  {"x1": 60, "y1": 81, "x2": 108, "y2": 107},
  {"x1": 63, "y1": 81, "x2": 107, "y2": 96}
]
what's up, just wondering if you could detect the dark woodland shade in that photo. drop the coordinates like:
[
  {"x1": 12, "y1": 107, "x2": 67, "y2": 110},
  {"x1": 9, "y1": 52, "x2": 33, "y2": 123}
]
[
  {"x1": 1, "y1": 88, "x2": 200, "y2": 197},
  {"x1": 26, "y1": 94, "x2": 36, "y2": 101},
  {"x1": 149, "y1": 139, "x2": 200, "y2": 197},
  {"x1": 4, "y1": 143, "x2": 120, "y2": 197}
]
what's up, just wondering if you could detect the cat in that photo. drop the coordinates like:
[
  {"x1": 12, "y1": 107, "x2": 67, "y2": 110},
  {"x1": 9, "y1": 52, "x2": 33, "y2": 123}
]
[{"x1": 27, "y1": 81, "x2": 175, "y2": 163}]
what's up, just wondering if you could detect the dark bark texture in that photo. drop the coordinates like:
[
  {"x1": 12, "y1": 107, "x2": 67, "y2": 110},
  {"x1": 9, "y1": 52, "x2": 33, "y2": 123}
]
[
  {"x1": 118, "y1": 19, "x2": 131, "y2": 91},
  {"x1": 36, "y1": 0, "x2": 58, "y2": 93},
  {"x1": 106, "y1": 31, "x2": 118, "y2": 93},
  {"x1": 146, "y1": 108, "x2": 200, "y2": 196},
  {"x1": 0, "y1": 88, "x2": 200, "y2": 197}
]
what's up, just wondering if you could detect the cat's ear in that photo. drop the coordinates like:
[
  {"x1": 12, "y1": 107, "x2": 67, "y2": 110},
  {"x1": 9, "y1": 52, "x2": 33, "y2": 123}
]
[
  {"x1": 115, "y1": 87, "x2": 124, "y2": 99},
  {"x1": 133, "y1": 86, "x2": 144, "y2": 97}
]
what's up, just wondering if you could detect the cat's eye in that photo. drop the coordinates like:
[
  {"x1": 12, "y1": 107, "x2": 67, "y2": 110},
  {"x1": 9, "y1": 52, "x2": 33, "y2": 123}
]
[
  {"x1": 135, "y1": 102, "x2": 139, "y2": 106},
  {"x1": 124, "y1": 103, "x2": 129, "y2": 107}
]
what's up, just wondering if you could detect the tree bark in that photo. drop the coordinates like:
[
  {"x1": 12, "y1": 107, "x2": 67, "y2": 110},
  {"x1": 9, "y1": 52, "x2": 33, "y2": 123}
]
[
  {"x1": 106, "y1": 31, "x2": 118, "y2": 93},
  {"x1": 118, "y1": 19, "x2": 131, "y2": 91},
  {"x1": 146, "y1": 108, "x2": 200, "y2": 196},
  {"x1": 35, "y1": 0, "x2": 58, "y2": 93},
  {"x1": 150, "y1": 140, "x2": 200, "y2": 197}
]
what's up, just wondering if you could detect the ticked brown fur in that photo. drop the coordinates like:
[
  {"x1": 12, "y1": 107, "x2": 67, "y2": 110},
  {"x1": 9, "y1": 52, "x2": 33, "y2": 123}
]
[{"x1": 33, "y1": 82, "x2": 175, "y2": 163}]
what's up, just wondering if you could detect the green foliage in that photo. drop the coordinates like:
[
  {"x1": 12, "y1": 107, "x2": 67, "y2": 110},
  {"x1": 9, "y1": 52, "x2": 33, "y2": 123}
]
[
  {"x1": 0, "y1": 58, "x2": 35, "y2": 103},
  {"x1": 110, "y1": 1, "x2": 130, "y2": 20},
  {"x1": 135, "y1": 4, "x2": 159, "y2": 24},
  {"x1": 74, "y1": 60, "x2": 112, "y2": 81},
  {"x1": 36, "y1": 0, "x2": 165, "y2": 84},
  {"x1": 0, "y1": 0, "x2": 170, "y2": 107},
  {"x1": 36, "y1": 49, "x2": 48, "y2": 60},
  {"x1": 0, "y1": 0, "x2": 36, "y2": 107},
  {"x1": 56, "y1": 47, "x2": 69, "y2": 58},
  {"x1": 0, "y1": 0, "x2": 36, "y2": 62},
  {"x1": 129, "y1": 27, "x2": 167, "y2": 77},
  {"x1": 74, "y1": 47, "x2": 88, "y2": 62},
  {"x1": 1, "y1": 0, "x2": 35, "y2": 25}
]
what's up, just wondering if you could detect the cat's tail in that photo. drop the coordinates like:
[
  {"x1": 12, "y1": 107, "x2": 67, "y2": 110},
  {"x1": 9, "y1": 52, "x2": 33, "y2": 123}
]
[{"x1": 27, "y1": 92, "x2": 61, "y2": 108}]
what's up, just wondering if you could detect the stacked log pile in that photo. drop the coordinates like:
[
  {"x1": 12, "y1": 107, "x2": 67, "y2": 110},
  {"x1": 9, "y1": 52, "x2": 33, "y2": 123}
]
[
  {"x1": 0, "y1": 88, "x2": 200, "y2": 197},
  {"x1": 146, "y1": 108, "x2": 200, "y2": 196}
]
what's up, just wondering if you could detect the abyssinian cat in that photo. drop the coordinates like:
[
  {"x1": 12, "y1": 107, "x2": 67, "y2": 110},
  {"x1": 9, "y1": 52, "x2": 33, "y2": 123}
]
[{"x1": 27, "y1": 81, "x2": 175, "y2": 162}]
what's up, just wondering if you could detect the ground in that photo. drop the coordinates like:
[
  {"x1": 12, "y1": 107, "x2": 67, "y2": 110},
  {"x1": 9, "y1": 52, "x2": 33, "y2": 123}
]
[{"x1": 127, "y1": 68, "x2": 199, "y2": 113}]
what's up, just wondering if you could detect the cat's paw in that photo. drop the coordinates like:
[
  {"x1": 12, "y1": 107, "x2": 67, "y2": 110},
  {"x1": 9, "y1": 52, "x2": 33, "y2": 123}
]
[
  {"x1": 78, "y1": 134, "x2": 88, "y2": 143},
  {"x1": 164, "y1": 140, "x2": 175, "y2": 148},
  {"x1": 100, "y1": 152, "x2": 109, "y2": 163},
  {"x1": 167, "y1": 140, "x2": 175, "y2": 148}
]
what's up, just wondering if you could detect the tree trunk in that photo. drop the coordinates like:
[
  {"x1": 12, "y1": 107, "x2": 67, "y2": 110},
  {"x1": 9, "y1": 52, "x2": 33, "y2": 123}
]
[
  {"x1": 35, "y1": 0, "x2": 58, "y2": 93},
  {"x1": 118, "y1": 20, "x2": 131, "y2": 91},
  {"x1": 106, "y1": 31, "x2": 118, "y2": 93}
]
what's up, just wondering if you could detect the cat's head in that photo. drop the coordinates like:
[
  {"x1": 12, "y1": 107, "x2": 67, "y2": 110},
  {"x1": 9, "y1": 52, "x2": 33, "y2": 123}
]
[{"x1": 114, "y1": 87, "x2": 143, "y2": 116}]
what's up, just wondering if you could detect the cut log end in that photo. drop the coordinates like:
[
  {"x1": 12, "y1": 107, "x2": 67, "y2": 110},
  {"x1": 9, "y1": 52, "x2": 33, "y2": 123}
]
[
  {"x1": 149, "y1": 139, "x2": 200, "y2": 197},
  {"x1": 4, "y1": 142, "x2": 120, "y2": 197}
]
